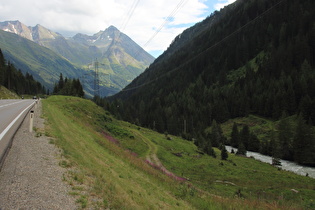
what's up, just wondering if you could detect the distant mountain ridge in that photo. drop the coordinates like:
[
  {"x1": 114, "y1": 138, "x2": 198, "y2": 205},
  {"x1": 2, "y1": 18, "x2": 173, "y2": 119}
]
[
  {"x1": 0, "y1": 21, "x2": 61, "y2": 42},
  {"x1": 0, "y1": 21, "x2": 154, "y2": 96}
]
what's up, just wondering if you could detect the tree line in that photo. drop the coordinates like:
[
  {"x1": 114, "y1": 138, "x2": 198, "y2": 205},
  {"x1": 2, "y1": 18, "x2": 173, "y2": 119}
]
[
  {"x1": 0, "y1": 49, "x2": 46, "y2": 96},
  {"x1": 53, "y1": 73, "x2": 84, "y2": 97}
]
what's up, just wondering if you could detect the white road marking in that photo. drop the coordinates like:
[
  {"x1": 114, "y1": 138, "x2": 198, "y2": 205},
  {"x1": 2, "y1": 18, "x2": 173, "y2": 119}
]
[
  {"x1": 0, "y1": 101, "x2": 35, "y2": 141},
  {"x1": 0, "y1": 100, "x2": 24, "y2": 109}
]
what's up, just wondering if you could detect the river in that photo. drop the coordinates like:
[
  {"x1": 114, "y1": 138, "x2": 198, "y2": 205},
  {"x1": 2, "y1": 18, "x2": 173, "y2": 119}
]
[{"x1": 225, "y1": 146, "x2": 315, "y2": 179}]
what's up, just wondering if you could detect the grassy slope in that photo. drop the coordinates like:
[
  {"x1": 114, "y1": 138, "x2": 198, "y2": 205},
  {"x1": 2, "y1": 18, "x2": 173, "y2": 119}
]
[
  {"x1": 221, "y1": 115, "x2": 276, "y2": 141},
  {"x1": 43, "y1": 96, "x2": 195, "y2": 209},
  {"x1": 0, "y1": 86, "x2": 19, "y2": 99},
  {"x1": 126, "y1": 123, "x2": 315, "y2": 209},
  {"x1": 43, "y1": 96, "x2": 315, "y2": 209}
]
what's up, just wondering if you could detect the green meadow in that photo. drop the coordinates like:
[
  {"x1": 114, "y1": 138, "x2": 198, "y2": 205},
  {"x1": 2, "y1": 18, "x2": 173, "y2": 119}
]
[{"x1": 42, "y1": 96, "x2": 315, "y2": 209}]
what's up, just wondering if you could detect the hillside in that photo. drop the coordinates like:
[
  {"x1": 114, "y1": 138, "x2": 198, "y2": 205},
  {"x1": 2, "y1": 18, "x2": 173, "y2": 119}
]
[
  {"x1": 0, "y1": 86, "x2": 19, "y2": 99},
  {"x1": 0, "y1": 48, "x2": 46, "y2": 97},
  {"x1": 108, "y1": 0, "x2": 315, "y2": 165},
  {"x1": 0, "y1": 21, "x2": 155, "y2": 96},
  {"x1": 42, "y1": 96, "x2": 314, "y2": 209}
]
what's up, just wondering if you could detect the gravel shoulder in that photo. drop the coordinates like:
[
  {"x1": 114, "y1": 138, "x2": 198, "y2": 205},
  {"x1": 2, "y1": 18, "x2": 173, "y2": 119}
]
[{"x1": 0, "y1": 100, "x2": 77, "y2": 209}]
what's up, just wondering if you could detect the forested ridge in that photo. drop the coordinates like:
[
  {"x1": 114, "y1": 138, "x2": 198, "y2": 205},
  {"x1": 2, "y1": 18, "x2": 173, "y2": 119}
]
[
  {"x1": 101, "y1": 0, "x2": 315, "y2": 166},
  {"x1": 0, "y1": 48, "x2": 46, "y2": 96}
]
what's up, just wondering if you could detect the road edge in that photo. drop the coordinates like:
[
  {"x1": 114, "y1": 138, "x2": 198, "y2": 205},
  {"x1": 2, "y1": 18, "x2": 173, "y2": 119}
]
[{"x1": 0, "y1": 100, "x2": 36, "y2": 170}]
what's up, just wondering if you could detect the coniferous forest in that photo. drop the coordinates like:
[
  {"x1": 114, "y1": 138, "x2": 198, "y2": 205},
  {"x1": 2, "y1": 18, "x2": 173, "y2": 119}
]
[
  {"x1": 101, "y1": 0, "x2": 315, "y2": 166},
  {"x1": 0, "y1": 48, "x2": 46, "y2": 96},
  {"x1": 53, "y1": 73, "x2": 84, "y2": 98}
]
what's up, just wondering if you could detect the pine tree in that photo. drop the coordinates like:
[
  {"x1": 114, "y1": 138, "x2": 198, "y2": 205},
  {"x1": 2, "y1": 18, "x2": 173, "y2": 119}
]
[
  {"x1": 240, "y1": 125, "x2": 250, "y2": 149},
  {"x1": 286, "y1": 78, "x2": 296, "y2": 115},
  {"x1": 77, "y1": 79, "x2": 84, "y2": 97},
  {"x1": 248, "y1": 133, "x2": 260, "y2": 152},
  {"x1": 0, "y1": 49, "x2": 5, "y2": 86},
  {"x1": 221, "y1": 146, "x2": 228, "y2": 160},
  {"x1": 278, "y1": 112, "x2": 294, "y2": 160},
  {"x1": 299, "y1": 95, "x2": 312, "y2": 122},
  {"x1": 236, "y1": 142, "x2": 246, "y2": 156},
  {"x1": 53, "y1": 83, "x2": 59, "y2": 94},
  {"x1": 209, "y1": 120, "x2": 225, "y2": 147},
  {"x1": 58, "y1": 73, "x2": 64, "y2": 90},
  {"x1": 230, "y1": 122, "x2": 239, "y2": 147},
  {"x1": 293, "y1": 114, "x2": 315, "y2": 165},
  {"x1": 0, "y1": 49, "x2": 5, "y2": 67},
  {"x1": 270, "y1": 130, "x2": 281, "y2": 165},
  {"x1": 5, "y1": 62, "x2": 12, "y2": 89},
  {"x1": 205, "y1": 141, "x2": 216, "y2": 158}
]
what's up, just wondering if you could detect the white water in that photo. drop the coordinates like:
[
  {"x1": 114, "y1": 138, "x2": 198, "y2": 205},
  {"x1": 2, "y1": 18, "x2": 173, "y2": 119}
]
[{"x1": 225, "y1": 146, "x2": 315, "y2": 179}]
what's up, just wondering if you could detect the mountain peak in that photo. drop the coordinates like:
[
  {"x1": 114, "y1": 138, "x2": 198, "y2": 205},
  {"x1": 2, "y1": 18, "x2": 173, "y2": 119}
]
[
  {"x1": 108, "y1": 25, "x2": 119, "y2": 31},
  {"x1": 34, "y1": 24, "x2": 43, "y2": 28},
  {"x1": 0, "y1": 20, "x2": 33, "y2": 40},
  {"x1": 1, "y1": 20, "x2": 22, "y2": 25},
  {"x1": 32, "y1": 24, "x2": 60, "y2": 42},
  {"x1": 0, "y1": 21, "x2": 61, "y2": 42}
]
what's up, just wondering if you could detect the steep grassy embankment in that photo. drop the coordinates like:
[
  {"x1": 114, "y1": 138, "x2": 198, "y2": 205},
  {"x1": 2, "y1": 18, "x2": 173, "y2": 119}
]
[
  {"x1": 43, "y1": 96, "x2": 315, "y2": 209},
  {"x1": 0, "y1": 86, "x2": 19, "y2": 99}
]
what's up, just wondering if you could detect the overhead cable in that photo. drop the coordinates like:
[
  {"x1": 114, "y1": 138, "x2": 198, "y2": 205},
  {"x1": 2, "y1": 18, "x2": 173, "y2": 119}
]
[{"x1": 120, "y1": 0, "x2": 287, "y2": 92}]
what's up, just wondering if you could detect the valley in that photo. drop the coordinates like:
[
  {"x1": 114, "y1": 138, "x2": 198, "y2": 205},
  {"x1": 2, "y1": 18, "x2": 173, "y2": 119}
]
[
  {"x1": 0, "y1": 22, "x2": 154, "y2": 97},
  {"x1": 0, "y1": 0, "x2": 315, "y2": 208},
  {"x1": 108, "y1": 0, "x2": 315, "y2": 168}
]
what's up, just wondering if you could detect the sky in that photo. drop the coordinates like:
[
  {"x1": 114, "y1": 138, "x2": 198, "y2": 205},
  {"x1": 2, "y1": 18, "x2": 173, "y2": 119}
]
[{"x1": 0, "y1": 0, "x2": 236, "y2": 57}]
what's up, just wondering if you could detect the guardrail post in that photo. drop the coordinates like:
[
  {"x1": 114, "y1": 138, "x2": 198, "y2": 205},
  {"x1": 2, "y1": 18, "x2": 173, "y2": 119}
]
[{"x1": 29, "y1": 110, "x2": 34, "y2": 133}]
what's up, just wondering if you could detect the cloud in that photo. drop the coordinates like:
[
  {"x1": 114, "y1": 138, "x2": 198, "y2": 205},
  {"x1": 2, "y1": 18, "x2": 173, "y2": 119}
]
[
  {"x1": 0, "y1": 0, "x2": 210, "y2": 55},
  {"x1": 214, "y1": 0, "x2": 237, "y2": 11}
]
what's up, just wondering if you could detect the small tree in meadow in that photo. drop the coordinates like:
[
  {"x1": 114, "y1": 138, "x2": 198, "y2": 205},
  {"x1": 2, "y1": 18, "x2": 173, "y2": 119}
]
[{"x1": 221, "y1": 146, "x2": 228, "y2": 160}]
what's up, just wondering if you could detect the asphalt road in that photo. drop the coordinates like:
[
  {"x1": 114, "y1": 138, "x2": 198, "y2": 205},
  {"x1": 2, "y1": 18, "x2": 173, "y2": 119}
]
[{"x1": 0, "y1": 99, "x2": 35, "y2": 165}]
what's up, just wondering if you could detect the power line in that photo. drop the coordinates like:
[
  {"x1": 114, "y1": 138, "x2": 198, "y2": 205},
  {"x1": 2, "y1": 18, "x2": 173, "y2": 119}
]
[
  {"x1": 120, "y1": 0, "x2": 141, "y2": 32},
  {"x1": 99, "y1": 0, "x2": 140, "y2": 78},
  {"x1": 142, "y1": 0, "x2": 189, "y2": 48},
  {"x1": 115, "y1": 0, "x2": 141, "y2": 44},
  {"x1": 98, "y1": 0, "x2": 188, "y2": 96},
  {"x1": 97, "y1": 0, "x2": 140, "y2": 66},
  {"x1": 122, "y1": 0, "x2": 189, "y2": 69},
  {"x1": 120, "y1": 0, "x2": 288, "y2": 92}
]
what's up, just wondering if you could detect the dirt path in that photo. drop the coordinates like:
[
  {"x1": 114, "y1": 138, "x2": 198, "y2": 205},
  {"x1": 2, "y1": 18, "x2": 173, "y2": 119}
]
[
  {"x1": 0, "y1": 100, "x2": 77, "y2": 209},
  {"x1": 132, "y1": 130, "x2": 185, "y2": 180}
]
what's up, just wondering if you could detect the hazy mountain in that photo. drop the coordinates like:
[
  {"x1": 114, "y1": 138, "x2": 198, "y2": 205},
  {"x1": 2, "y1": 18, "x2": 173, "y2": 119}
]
[
  {"x1": 0, "y1": 21, "x2": 155, "y2": 96},
  {"x1": 72, "y1": 26, "x2": 153, "y2": 66},
  {"x1": 69, "y1": 26, "x2": 155, "y2": 92}
]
